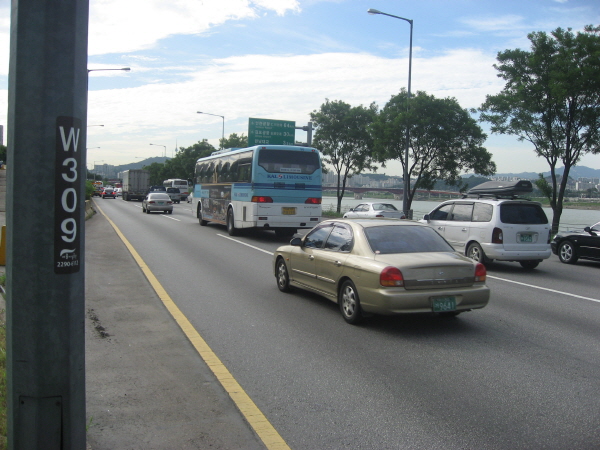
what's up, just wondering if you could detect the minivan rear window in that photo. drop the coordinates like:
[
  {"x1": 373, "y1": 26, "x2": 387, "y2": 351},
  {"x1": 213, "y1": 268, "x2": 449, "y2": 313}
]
[{"x1": 500, "y1": 203, "x2": 548, "y2": 224}]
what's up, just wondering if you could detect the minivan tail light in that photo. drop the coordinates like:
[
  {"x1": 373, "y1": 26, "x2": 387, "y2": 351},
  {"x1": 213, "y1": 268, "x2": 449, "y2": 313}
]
[
  {"x1": 492, "y1": 227, "x2": 503, "y2": 244},
  {"x1": 305, "y1": 198, "x2": 321, "y2": 204},
  {"x1": 474, "y1": 263, "x2": 486, "y2": 282},
  {"x1": 380, "y1": 266, "x2": 404, "y2": 287}
]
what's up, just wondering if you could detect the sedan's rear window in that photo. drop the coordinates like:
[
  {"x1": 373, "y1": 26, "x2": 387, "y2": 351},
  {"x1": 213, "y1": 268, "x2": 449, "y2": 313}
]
[
  {"x1": 149, "y1": 193, "x2": 170, "y2": 200},
  {"x1": 365, "y1": 225, "x2": 454, "y2": 254},
  {"x1": 500, "y1": 203, "x2": 548, "y2": 224}
]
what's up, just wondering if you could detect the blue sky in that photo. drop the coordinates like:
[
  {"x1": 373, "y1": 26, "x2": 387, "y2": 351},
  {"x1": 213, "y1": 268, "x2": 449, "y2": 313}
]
[{"x1": 1, "y1": 0, "x2": 599, "y2": 175}]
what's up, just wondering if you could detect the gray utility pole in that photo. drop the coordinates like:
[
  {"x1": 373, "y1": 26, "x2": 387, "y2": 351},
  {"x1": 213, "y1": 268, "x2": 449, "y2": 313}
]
[
  {"x1": 7, "y1": 0, "x2": 89, "y2": 448},
  {"x1": 295, "y1": 122, "x2": 314, "y2": 146}
]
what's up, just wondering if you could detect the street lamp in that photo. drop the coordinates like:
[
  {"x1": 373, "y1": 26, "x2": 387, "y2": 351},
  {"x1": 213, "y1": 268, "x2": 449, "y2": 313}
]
[
  {"x1": 197, "y1": 111, "x2": 225, "y2": 149},
  {"x1": 368, "y1": 8, "x2": 413, "y2": 218},
  {"x1": 150, "y1": 143, "x2": 166, "y2": 157},
  {"x1": 87, "y1": 67, "x2": 131, "y2": 73}
]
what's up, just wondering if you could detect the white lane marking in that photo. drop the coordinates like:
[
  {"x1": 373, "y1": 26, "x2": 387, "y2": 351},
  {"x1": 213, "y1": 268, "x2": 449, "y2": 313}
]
[
  {"x1": 487, "y1": 275, "x2": 600, "y2": 303},
  {"x1": 131, "y1": 204, "x2": 180, "y2": 221},
  {"x1": 218, "y1": 234, "x2": 274, "y2": 255},
  {"x1": 217, "y1": 233, "x2": 600, "y2": 305}
]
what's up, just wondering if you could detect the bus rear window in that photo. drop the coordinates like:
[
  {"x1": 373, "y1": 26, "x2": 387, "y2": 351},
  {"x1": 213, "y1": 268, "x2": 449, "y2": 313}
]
[{"x1": 258, "y1": 150, "x2": 320, "y2": 174}]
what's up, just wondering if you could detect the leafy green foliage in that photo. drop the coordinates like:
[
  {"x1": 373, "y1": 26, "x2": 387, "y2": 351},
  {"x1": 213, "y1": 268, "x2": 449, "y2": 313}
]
[
  {"x1": 480, "y1": 25, "x2": 600, "y2": 232},
  {"x1": 310, "y1": 99, "x2": 378, "y2": 212},
  {"x1": 371, "y1": 89, "x2": 495, "y2": 208},
  {"x1": 145, "y1": 140, "x2": 216, "y2": 185},
  {"x1": 219, "y1": 133, "x2": 248, "y2": 149}
]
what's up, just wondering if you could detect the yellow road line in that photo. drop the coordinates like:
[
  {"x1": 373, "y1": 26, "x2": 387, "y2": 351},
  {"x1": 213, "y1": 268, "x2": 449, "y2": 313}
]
[{"x1": 94, "y1": 202, "x2": 291, "y2": 450}]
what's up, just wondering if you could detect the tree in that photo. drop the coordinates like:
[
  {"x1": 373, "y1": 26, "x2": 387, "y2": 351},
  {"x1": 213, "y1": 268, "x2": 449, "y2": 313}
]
[
  {"x1": 220, "y1": 133, "x2": 247, "y2": 149},
  {"x1": 0, "y1": 144, "x2": 6, "y2": 164},
  {"x1": 310, "y1": 99, "x2": 378, "y2": 212},
  {"x1": 479, "y1": 25, "x2": 600, "y2": 233},
  {"x1": 371, "y1": 89, "x2": 495, "y2": 211},
  {"x1": 144, "y1": 139, "x2": 215, "y2": 185},
  {"x1": 534, "y1": 174, "x2": 553, "y2": 202}
]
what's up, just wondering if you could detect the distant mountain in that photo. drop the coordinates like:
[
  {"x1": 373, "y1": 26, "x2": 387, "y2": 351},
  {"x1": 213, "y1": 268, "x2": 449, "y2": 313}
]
[
  {"x1": 113, "y1": 156, "x2": 170, "y2": 173},
  {"x1": 465, "y1": 166, "x2": 600, "y2": 180}
]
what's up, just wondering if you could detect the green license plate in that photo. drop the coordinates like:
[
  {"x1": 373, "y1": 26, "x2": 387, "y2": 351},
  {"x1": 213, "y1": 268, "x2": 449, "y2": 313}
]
[
  {"x1": 520, "y1": 234, "x2": 533, "y2": 242},
  {"x1": 282, "y1": 207, "x2": 296, "y2": 215},
  {"x1": 157, "y1": 202, "x2": 164, "y2": 205},
  {"x1": 432, "y1": 296, "x2": 456, "y2": 312}
]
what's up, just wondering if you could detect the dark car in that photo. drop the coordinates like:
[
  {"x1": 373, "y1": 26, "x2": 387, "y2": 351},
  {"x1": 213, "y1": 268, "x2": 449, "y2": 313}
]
[
  {"x1": 101, "y1": 187, "x2": 116, "y2": 199},
  {"x1": 551, "y1": 221, "x2": 600, "y2": 264}
]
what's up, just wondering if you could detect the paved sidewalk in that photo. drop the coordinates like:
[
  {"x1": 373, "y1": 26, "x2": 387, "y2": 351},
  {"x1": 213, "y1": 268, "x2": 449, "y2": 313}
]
[{"x1": 85, "y1": 209, "x2": 266, "y2": 449}]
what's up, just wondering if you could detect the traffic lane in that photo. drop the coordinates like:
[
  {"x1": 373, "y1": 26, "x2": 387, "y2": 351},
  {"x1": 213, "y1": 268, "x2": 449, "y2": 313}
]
[
  {"x1": 484, "y1": 256, "x2": 600, "y2": 302},
  {"x1": 96, "y1": 204, "x2": 600, "y2": 448},
  {"x1": 105, "y1": 206, "x2": 600, "y2": 449}
]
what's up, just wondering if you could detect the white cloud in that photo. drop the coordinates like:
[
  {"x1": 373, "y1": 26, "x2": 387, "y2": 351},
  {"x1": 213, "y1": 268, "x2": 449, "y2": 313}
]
[
  {"x1": 82, "y1": 48, "x2": 503, "y2": 166},
  {"x1": 88, "y1": 0, "x2": 300, "y2": 55}
]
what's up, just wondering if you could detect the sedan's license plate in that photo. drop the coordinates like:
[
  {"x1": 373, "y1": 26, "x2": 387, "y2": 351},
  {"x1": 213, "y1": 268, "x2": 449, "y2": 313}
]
[
  {"x1": 157, "y1": 202, "x2": 164, "y2": 205},
  {"x1": 432, "y1": 296, "x2": 456, "y2": 312},
  {"x1": 282, "y1": 207, "x2": 296, "y2": 215},
  {"x1": 520, "y1": 234, "x2": 533, "y2": 242}
]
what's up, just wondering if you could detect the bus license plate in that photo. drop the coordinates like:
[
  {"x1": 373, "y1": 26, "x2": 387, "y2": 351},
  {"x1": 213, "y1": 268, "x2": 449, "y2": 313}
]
[
  {"x1": 282, "y1": 207, "x2": 296, "y2": 215},
  {"x1": 520, "y1": 234, "x2": 533, "y2": 243},
  {"x1": 432, "y1": 296, "x2": 456, "y2": 312}
]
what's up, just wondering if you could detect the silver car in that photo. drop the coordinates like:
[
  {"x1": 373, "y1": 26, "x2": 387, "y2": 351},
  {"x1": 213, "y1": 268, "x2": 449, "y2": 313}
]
[
  {"x1": 343, "y1": 202, "x2": 406, "y2": 219},
  {"x1": 142, "y1": 193, "x2": 173, "y2": 214},
  {"x1": 274, "y1": 219, "x2": 490, "y2": 324}
]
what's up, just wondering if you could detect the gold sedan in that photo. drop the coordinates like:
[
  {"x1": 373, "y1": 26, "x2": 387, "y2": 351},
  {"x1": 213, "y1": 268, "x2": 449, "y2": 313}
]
[{"x1": 273, "y1": 219, "x2": 490, "y2": 324}]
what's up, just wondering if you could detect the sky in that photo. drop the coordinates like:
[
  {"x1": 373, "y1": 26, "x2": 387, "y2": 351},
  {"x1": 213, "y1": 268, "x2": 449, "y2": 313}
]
[{"x1": 0, "y1": 0, "x2": 599, "y2": 176}]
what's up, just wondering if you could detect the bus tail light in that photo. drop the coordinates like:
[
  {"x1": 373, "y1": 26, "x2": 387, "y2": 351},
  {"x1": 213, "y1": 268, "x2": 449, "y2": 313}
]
[
  {"x1": 492, "y1": 227, "x2": 503, "y2": 244},
  {"x1": 251, "y1": 196, "x2": 273, "y2": 203},
  {"x1": 305, "y1": 198, "x2": 321, "y2": 204},
  {"x1": 380, "y1": 266, "x2": 404, "y2": 287}
]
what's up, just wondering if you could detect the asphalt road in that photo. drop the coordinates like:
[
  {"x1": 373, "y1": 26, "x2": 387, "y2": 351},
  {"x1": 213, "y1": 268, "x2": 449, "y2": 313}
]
[{"x1": 89, "y1": 197, "x2": 600, "y2": 450}]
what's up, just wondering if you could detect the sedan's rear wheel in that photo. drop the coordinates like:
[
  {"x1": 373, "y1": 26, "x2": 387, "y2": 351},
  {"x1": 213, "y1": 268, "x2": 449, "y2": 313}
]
[
  {"x1": 558, "y1": 241, "x2": 578, "y2": 264},
  {"x1": 339, "y1": 280, "x2": 363, "y2": 325},
  {"x1": 276, "y1": 258, "x2": 292, "y2": 292}
]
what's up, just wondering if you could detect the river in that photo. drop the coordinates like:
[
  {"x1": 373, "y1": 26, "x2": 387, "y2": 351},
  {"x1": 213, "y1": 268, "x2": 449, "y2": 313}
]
[{"x1": 322, "y1": 197, "x2": 599, "y2": 232}]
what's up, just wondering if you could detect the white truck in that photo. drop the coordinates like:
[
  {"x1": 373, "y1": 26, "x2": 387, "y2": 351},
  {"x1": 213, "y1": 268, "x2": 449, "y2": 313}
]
[{"x1": 122, "y1": 169, "x2": 151, "y2": 201}]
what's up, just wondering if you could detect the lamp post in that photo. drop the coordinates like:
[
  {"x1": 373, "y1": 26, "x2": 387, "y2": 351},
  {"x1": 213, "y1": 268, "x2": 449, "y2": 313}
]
[
  {"x1": 87, "y1": 67, "x2": 130, "y2": 73},
  {"x1": 197, "y1": 111, "x2": 225, "y2": 149},
  {"x1": 150, "y1": 143, "x2": 166, "y2": 157},
  {"x1": 368, "y1": 8, "x2": 413, "y2": 218}
]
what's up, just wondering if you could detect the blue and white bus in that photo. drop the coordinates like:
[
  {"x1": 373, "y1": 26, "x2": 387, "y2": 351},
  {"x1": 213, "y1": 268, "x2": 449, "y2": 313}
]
[{"x1": 191, "y1": 145, "x2": 322, "y2": 237}]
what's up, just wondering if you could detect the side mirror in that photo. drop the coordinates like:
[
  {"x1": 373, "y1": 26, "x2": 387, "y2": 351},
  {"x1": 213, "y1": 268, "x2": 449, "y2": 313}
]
[
  {"x1": 349, "y1": 208, "x2": 355, "y2": 212},
  {"x1": 584, "y1": 226, "x2": 597, "y2": 236},
  {"x1": 423, "y1": 214, "x2": 430, "y2": 221},
  {"x1": 290, "y1": 237, "x2": 302, "y2": 247}
]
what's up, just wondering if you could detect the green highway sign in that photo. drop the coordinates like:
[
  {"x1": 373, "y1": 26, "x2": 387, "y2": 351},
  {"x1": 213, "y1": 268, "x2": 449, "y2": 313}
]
[{"x1": 248, "y1": 118, "x2": 296, "y2": 146}]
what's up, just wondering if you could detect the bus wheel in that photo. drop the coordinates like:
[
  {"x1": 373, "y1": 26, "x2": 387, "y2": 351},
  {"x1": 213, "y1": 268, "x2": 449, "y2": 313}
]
[
  {"x1": 227, "y1": 208, "x2": 238, "y2": 236},
  {"x1": 198, "y1": 208, "x2": 208, "y2": 226}
]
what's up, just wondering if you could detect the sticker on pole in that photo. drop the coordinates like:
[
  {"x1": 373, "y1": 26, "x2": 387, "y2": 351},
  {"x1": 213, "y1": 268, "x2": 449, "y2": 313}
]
[{"x1": 54, "y1": 116, "x2": 82, "y2": 274}]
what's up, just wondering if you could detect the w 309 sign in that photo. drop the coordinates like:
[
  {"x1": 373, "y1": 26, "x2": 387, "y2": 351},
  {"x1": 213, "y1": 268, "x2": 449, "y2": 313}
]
[{"x1": 54, "y1": 116, "x2": 82, "y2": 274}]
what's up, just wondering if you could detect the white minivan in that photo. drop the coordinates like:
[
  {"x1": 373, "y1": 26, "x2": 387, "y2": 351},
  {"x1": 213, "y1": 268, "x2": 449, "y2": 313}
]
[{"x1": 421, "y1": 180, "x2": 552, "y2": 270}]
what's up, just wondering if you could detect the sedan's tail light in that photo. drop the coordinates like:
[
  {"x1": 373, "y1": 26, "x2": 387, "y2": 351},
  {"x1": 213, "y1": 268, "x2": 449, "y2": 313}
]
[
  {"x1": 380, "y1": 266, "x2": 404, "y2": 287},
  {"x1": 492, "y1": 227, "x2": 503, "y2": 244},
  {"x1": 148, "y1": 201, "x2": 155, "y2": 204},
  {"x1": 305, "y1": 198, "x2": 321, "y2": 204},
  {"x1": 474, "y1": 263, "x2": 486, "y2": 282}
]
